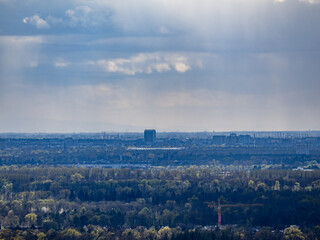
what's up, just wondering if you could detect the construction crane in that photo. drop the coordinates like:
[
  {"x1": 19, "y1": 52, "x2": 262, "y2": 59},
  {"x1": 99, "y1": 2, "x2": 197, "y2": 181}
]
[{"x1": 207, "y1": 199, "x2": 264, "y2": 228}]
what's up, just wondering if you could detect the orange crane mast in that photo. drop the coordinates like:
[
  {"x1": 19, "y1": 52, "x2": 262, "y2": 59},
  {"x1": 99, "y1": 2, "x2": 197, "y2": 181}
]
[{"x1": 207, "y1": 200, "x2": 264, "y2": 228}]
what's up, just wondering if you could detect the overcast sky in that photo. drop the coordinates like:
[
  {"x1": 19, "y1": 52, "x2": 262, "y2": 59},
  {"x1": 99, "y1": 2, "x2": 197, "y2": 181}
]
[{"x1": 0, "y1": 0, "x2": 319, "y2": 132}]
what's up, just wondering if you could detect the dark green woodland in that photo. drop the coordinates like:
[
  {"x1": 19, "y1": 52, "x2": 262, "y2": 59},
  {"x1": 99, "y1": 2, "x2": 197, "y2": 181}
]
[{"x1": 0, "y1": 166, "x2": 320, "y2": 239}]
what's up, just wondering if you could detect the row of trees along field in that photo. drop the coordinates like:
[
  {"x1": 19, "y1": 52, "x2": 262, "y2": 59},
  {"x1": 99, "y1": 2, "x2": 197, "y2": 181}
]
[
  {"x1": 0, "y1": 166, "x2": 320, "y2": 238},
  {"x1": 1, "y1": 225, "x2": 320, "y2": 240}
]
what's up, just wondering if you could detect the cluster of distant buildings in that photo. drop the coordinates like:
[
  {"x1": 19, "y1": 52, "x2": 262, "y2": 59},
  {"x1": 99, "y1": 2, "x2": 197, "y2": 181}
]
[
  {"x1": 212, "y1": 133, "x2": 252, "y2": 146},
  {"x1": 211, "y1": 133, "x2": 313, "y2": 155},
  {"x1": 141, "y1": 130, "x2": 315, "y2": 154},
  {"x1": 0, "y1": 130, "x2": 318, "y2": 155}
]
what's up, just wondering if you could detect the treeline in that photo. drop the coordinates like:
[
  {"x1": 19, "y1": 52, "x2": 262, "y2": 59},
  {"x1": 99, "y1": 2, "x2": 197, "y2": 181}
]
[
  {"x1": 1, "y1": 225, "x2": 320, "y2": 240},
  {"x1": 0, "y1": 166, "x2": 320, "y2": 231}
]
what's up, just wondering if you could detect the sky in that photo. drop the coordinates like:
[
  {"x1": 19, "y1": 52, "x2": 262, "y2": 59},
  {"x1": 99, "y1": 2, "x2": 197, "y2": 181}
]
[{"x1": 0, "y1": 0, "x2": 320, "y2": 132}]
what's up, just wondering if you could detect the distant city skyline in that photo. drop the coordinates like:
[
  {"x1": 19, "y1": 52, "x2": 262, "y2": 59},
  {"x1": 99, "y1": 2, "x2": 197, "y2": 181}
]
[{"x1": 1, "y1": 0, "x2": 320, "y2": 133}]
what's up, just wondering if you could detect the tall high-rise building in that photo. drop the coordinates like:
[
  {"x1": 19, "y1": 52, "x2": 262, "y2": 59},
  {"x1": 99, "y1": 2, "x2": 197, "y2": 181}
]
[{"x1": 144, "y1": 129, "x2": 156, "y2": 144}]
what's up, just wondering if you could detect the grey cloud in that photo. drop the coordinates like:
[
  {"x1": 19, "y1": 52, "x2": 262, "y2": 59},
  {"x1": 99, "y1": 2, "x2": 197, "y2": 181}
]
[
  {"x1": 10, "y1": 0, "x2": 320, "y2": 52},
  {"x1": 65, "y1": 6, "x2": 93, "y2": 26},
  {"x1": 1, "y1": 0, "x2": 320, "y2": 132},
  {"x1": 96, "y1": 0, "x2": 320, "y2": 51},
  {"x1": 0, "y1": 36, "x2": 43, "y2": 76},
  {"x1": 298, "y1": 0, "x2": 320, "y2": 3},
  {"x1": 46, "y1": 16, "x2": 63, "y2": 26}
]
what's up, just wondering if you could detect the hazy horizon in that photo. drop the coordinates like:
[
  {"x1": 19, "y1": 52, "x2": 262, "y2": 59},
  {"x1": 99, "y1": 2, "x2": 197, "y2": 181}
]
[{"x1": 1, "y1": 130, "x2": 320, "y2": 135}]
